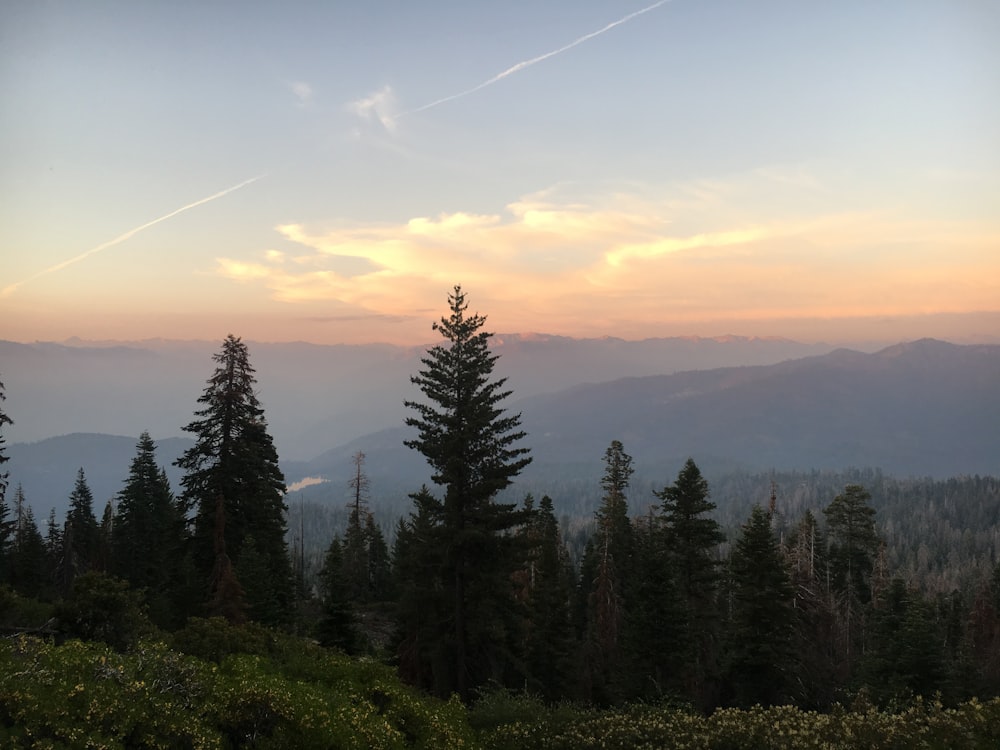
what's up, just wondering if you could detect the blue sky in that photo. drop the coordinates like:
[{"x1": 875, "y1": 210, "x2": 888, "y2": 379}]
[{"x1": 2, "y1": 0, "x2": 998, "y2": 344}]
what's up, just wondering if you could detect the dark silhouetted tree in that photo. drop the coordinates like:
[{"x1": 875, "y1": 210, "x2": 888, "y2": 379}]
[
  {"x1": 656, "y1": 458, "x2": 724, "y2": 708},
  {"x1": 824, "y1": 484, "x2": 879, "y2": 671},
  {"x1": 9, "y1": 493, "x2": 48, "y2": 600},
  {"x1": 316, "y1": 536, "x2": 359, "y2": 653},
  {"x1": 0, "y1": 376, "x2": 11, "y2": 511},
  {"x1": 402, "y1": 286, "x2": 532, "y2": 699},
  {"x1": 64, "y1": 468, "x2": 99, "y2": 586},
  {"x1": 519, "y1": 494, "x2": 576, "y2": 701},
  {"x1": 176, "y1": 334, "x2": 292, "y2": 625},
  {"x1": 724, "y1": 504, "x2": 794, "y2": 707},
  {"x1": 113, "y1": 432, "x2": 186, "y2": 628},
  {"x1": 579, "y1": 440, "x2": 634, "y2": 703}
]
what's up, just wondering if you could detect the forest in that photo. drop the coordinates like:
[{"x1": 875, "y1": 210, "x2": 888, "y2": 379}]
[{"x1": 2, "y1": 287, "x2": 1000, "y2": 748}]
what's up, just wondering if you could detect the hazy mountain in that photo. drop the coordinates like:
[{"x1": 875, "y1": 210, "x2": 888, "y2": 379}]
[
  {"x1": 0, "y1": 334, "x2": 836, "y2": 460},
  {"x1": 7, "y1": 338, "x2": 996, "y2": 522},
  {"x1": 289, "y1": 339, "x2": 1000, "y2": 517},
  {"x1": 5, "y1": 434, "x2": 193, "y2": 520}
]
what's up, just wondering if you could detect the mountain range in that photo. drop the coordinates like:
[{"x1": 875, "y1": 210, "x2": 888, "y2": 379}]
[{"x1": 5, "y1": 337, "x2": 997, "y2": 521}]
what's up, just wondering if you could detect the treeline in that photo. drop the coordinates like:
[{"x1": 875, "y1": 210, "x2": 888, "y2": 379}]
[{"x1": 2, "y1": 288, "x2": 1000, "y2": 716}]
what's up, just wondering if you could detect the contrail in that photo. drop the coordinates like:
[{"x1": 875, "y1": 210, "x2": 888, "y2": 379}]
[
  {"x1": 397, "y1": 0, "x2": 669, "y2": 118},
  {"x1": 1, "y1": 174, "x2": 265, "y2": 298}
]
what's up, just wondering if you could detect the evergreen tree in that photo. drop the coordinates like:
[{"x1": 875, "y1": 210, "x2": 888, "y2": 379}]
[
  {"x1": 785, "y1": 510, "x2": 840, "y2": 708},
  {"x1": 113, "y1": 433, "x2": 186, "y2": 628},
  {"x1": 656, "y1": 458, "x2": 724, "y2": 708},
  {"x1": 861, "y1": 578, "x2": 945, "y2": 704},
  {"x1": 824, "y1": 484, "x2": 879, "y2": 672},
  {"x1": 44, "y1": 508, "x2": 64, "y2": 594},
  {"x1": 9, "y1": 500, "x2": 48, "y2": 600},
  {"x1": 580, "y1": 440, "x2": 635, "y2": 703},
  {"x1": 176, "y1": 334, "x2": 292, "y2": 624},
  {"x1": 0, "y1": 482, "x2": 12, "y2": 586},
  {"x1": 824, "y1": 484, "x2": 879, "y2": 605},
  {"x1": 316, "y1": 536, "x2": 359, "y2": 653},
  {"x1": 342, "y1": 452, "x2": 372, "y2": 602},
  {"x1": 392, "y1": 487, "x2": 449, "y2": 693},
  {"x1": 402, "y1": 286, "x2": 532, "y2": 700},
  {"x1": 363, "y1": 512, "x2": 392, "y2": 602},
  {"x1": 0, "y1": 376, "x2": 12, "y2": 511},
  {"x1": 724, "y1": 504, "x2": 794, "y2": 707},
  {"x1": 96, "y1": 500, "x2": 114, "y2": 574},
  {"x1": 520, "y1": 495, "x2": 576, "y2": 701},
  {"x1": 64, "y1": 468, "x2": 99, "y2": 585},
  {"x1": 624, "y1": 508, "x2": 681, "y2": 702}
]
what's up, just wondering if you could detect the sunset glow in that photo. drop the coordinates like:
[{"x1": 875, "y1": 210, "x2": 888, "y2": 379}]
[{"x1": 2, "y1": 1, "x2": 998, "y2": 345}]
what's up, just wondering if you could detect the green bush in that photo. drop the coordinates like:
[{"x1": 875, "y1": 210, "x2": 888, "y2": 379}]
[{"x1": 0, "y1": 633, "x2": 474, "y2": 749}]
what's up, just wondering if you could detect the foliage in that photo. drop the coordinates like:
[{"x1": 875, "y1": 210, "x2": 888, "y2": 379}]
[
  {"x1": 0, "y1": 375, "x2": 11, "y2": 509},
  {"x1": 64, "y1": 468, "x2": 100, "y2": 586},
  {"x1": 723, "y1": 504, "x2": 795, "y2": 707},
  {"x1": 476, "y1": 696, "x2": 1000, "y2": 750},
  {"x1": 176, "y1": 334, "x2": 293, "y2": 625},
  {"x1": 401, "y1": 286, "x2": 532, "y2": 700},
  {"x1": 113, "y1": 432, "x2": 187, "y2": 629},
  {"x1": 0, "y1": 632, "x2": 475, "y2": 749},
  {"x1": 54, "y1": 571, "x2": 153, "y2": 651}
]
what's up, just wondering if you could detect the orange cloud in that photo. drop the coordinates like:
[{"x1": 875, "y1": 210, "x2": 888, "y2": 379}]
[{"x1": 213, "y1": 172, "x2": 1000, "y2": 337}]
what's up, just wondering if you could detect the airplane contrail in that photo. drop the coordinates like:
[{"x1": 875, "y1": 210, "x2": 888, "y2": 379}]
[
  {"x1": 1, "y1": 174, "x2": 265, "y2": 299},
  {"x1": 397, "y1": 0, "x2": 670, "y2": 118}
]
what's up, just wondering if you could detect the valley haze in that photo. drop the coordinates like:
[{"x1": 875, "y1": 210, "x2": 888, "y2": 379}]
[{"x1": 3, "y1": 334, "x2": 998, "y2": 521}]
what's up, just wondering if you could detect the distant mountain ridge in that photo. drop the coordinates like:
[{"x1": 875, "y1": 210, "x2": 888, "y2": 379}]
[
  {"x1": 0, "y1": 333, "x2": 837, "y2": 460},
  {"x1": 6, "y1": 338, "x2": 997, "y2": 521}
]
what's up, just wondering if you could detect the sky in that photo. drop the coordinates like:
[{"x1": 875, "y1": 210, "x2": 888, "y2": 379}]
[{"x1": 1, "y1": 0, "x2": 998, "y2": 346}]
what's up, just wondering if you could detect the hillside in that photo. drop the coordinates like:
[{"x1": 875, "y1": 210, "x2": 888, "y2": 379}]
[{"x1": 8, "y1": 339, "x2": 998, "y2": 520}]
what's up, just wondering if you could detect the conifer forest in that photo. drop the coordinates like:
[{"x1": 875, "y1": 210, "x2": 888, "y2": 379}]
[{"x1": 2, "y1": 288, "x2": 1000, "y2": 748}]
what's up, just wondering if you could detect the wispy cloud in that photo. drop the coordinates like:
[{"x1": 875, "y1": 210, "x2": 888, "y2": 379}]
[
  {"x1": 290, "y1": 81, "x2": 313, "y2": 106},
  {"x1": 213, "y1": 172, "x2": 1000, "y2": 337},
  {"x1": 346, "y1": 0, "x2": 670, "y2": 134},
  {"x1": 1, "y1": 175, "x2": 265, "y2": 299},
  {"x1": 347, "y1": 85, "x2": 399, "y2": 134},
  {"x1": 396, "y1": 0, "x2": 670, "y2": 118}
]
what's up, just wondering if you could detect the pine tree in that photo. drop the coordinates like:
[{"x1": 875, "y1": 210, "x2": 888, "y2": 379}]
[
  {"x1": 44, "y1": 508, "x2": 64, "y2": 594},
  {"x1": 316, "y1": 536, "x2": 359, "y2": 653},
  {"x1": 824, "y1": 484, "x2": 879, "y2": 672},
  {"x1": 113, "y1": 432, "x2": 186, "y2": 628},
  {"x1": 625, "y1": 508, "x2": 681, "y2": 702},
  {"x1": 10, "y1": 502, "x2": 48, "y2": 600},
  {"x1": 580, "y1": 440, "x2": 635, "y2": 703},
  {"x1": 392, "y1": 487, "x2": 449, "y2": 693},
  {"x1": 656, "y1": 458, "x2": 724, "y2": 708},
  {"x1": 724, "y1": 504, "x2": 795, "y2": 707},
  {"x1": 520, "y1": 495, "x2": 576, "y2": 701},
  {"x1": 0, "y1": 482, "x2": 13, "y2": 586},
  {"x1": 363, "y1": 512, "x2": 391, "y2": 601},
  {"x1": 0, "y1": 376, "x2": 12, "y2": 511},
  {"x1": 785, "y1": 510, "x2": 840, "y2": 708},
  {"x1": 64, "y1": 468, "x2": 99, "y2": 585},
  {"x1": 176, "y1": 334, "x2": 292, "y2": 624},
  {"x1": 96, "y1": 500, "x2": 114, "y2": 574},
  {"x1": 402, "y1": 286, "x2": 532, "y2": 700},
  {"x1": 342, "y1": 451, "x2": 372, "y2": 602}
]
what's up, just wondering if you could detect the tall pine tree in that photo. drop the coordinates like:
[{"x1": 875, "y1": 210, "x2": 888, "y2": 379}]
[
  {"x1": 0, "y1": 376, "x2": 11, "y2": 512},
  {"x1": 656, "y1": 458, "x2": 724, "y2": 709},
  {"x1": 114, "y1": 432, "x2": 186, "y2": 628},
  {"x1": 723, "y1": 504, "x2": 794, "y2": 707},
  {"x1": 176, "y1": 334, "x2": 292, "y2": 625},
  {"x1": 402, "y1": 286, "x2": 532, "y2": 700},
  {"x1": 64, "y1": 468, "x2": 99, "y2": 588},
  {"x1": 0, "y1": 377, "x2": 13, "y2": 576},
  {"x1": 579, "y1": 440, "x2": 635, "y2": 703},
  {"x1": 824, "y1": 484, "x2": 879, "y2": 673}
]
